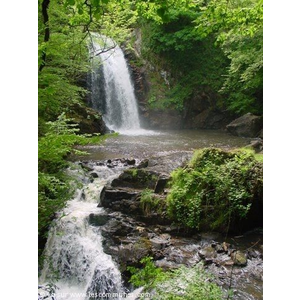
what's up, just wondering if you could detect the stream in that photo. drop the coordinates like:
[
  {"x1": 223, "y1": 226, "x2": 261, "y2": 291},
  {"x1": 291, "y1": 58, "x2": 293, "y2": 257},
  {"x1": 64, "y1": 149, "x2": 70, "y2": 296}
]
[
  {"x1": 77, "y1": 129, "x2": 251, "y2": 161},
  {"x1": 39, "y1": 130, "x2": 262, "y2": 300}
]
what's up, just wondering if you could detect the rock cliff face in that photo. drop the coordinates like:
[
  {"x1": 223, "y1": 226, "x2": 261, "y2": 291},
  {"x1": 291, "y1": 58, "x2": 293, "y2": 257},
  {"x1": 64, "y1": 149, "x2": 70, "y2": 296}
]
[
  {"x1": 73, "y1": 72, "x2": 108, "y2": 135},
  {"x1": 182, "y1": 90, "x2": 233, "y2": 129},
  {"x1": 124, "y1": 43, "x2": 184, "y2": 130},
  {"x1": 67, "y1": 103, "x2": 108, "y2": 135},
  {"x1": 124, "y1": 30, "x2": 233, "y2": 130}
]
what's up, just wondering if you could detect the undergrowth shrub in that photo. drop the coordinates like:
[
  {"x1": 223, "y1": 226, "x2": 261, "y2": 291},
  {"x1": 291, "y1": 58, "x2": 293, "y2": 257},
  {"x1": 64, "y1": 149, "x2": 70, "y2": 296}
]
[
  {"x1": 128, "y1": 257, "x2": 167, "y2": 289},
  {"x1": 128, "y1": 257, "x2": 223, "y2": 300}
]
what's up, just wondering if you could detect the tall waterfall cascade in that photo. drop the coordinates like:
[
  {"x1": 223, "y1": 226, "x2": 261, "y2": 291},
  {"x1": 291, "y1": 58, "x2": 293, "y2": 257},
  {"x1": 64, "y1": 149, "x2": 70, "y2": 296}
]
[
  {"x1": 89, "y1": 36, "x2": 141, "y2": 133},
  {"x1": 39, "y1": 166, "x2": 125, "y2": 300}
]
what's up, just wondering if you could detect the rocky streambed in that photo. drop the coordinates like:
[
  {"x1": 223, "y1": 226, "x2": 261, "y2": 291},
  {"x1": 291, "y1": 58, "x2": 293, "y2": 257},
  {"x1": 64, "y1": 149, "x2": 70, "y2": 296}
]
[{"x1": 78, "y1": 150, "x2": 263, "y2": 300}]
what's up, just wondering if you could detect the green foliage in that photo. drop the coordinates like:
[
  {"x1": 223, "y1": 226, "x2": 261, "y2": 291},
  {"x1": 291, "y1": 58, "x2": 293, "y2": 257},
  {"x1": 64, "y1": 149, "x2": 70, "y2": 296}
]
[
  {"x1": 240, "y1": 147, "x2": 263, "y2": 162},
  {"x1": 38, "y1": 0, "x2": 90, "y2": 122},
  {"x1": 153, "y1": 264, "x2": 223, "y2": 300},
  {"x1": 139, "y1": 0, "x2": 262, "y2": 115},
  {"x1": 38, "y1": 114, "x2": 87, "y2": 236},
  {"x1": 141, "y1": 8, "x2": 202, "y2": 53},
  {"x1": 140, "y1": 12, "x2": 229, "y2": 112},
  {"x1": 127, "y1": 256, "x2": 168, "y2": 288},
  {"x1": 167, "y1": 148, "x2": 263, "y2": 231},
  {"x1": 38, "y1": 171, "x2": 75, "y2": 237},
  {"x1": 195, "y1": 0, "x2": 263, "y2": 114},
  {"x1": 38, "y1": 113, "x2": 87, "y2": 173},
  {"x1": 140, "y1": 189, "x2": 161, "y2": 216},
  {"x1": 128, "y1": 258, "x2": 223, "y2": 300},
  {"x1": 128, "y1": 168, "x2": 138, "y2": 177}
]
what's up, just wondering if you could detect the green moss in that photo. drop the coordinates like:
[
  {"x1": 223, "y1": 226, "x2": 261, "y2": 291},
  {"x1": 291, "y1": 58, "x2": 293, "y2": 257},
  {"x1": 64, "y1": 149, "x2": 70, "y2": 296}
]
[{"x1": 127, "y1": 168, "x2": 138, "y2": 177}]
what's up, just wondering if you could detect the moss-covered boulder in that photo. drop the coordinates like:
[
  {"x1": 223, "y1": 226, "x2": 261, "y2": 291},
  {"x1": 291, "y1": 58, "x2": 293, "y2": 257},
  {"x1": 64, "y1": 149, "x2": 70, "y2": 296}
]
[{"x1": 167, "y1": 148, "x2": 263, "y2": 233}]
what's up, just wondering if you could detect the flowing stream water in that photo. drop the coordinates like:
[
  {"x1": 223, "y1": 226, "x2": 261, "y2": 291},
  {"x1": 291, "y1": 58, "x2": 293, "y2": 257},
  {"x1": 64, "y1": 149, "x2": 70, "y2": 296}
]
[
  {"x1": 39, "y1": 166, "x2": 128, "y2": 300},
  {"x1": 39, "y1": 37, "x2": 262, "y2": 300}
]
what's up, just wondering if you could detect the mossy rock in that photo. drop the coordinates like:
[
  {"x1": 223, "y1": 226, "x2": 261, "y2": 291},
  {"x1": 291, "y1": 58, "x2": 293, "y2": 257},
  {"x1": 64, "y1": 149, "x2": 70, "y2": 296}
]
[
  {"x1": 231, "y1": 250, "x2": 247, "y2": 266},
  {"x1": 167, "y1": 148, "x2": 263, "y2": 233},
  {"x1": 111, "y1": 168, "x2": 159, "y2": 189}
]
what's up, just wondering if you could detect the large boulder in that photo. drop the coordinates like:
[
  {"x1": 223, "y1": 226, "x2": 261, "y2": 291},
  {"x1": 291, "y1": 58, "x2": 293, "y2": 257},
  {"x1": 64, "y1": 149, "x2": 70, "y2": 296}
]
[
  {"x1": 149, "y1": 234, "x2": 171, "y2": 250},
  {"x1": 226, "y1": 113, "x2": 263, "y2": 138}
]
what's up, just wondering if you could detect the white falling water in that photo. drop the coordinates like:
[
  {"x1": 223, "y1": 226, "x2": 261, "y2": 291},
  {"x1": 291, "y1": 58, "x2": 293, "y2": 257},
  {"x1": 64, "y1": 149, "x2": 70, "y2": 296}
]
[
  {"x1": 39, "y1": 167, "x2": 124, "y2": 300},
  {"x1": 90, "y1": 36, "x2": 141, "y2": 133}
]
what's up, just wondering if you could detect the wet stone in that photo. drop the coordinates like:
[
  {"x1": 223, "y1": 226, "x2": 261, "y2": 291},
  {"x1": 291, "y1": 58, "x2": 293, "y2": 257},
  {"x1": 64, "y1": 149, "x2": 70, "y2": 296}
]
[
  {"x1": 199, "y1": 246, "x2": 217, "y2": 259},
  {"x1": 154, "y1": 174, "x2": 170, "y2": 194},
  {"x1": 80, "y1": 162, "x2": 94, "y2": 172},
  {"x1": 155, "y1": 259, "x2": 179, "y2": 270},
  {"x1": 90, "y1": 172, "x2": 99, "y2": 178},
  {"x1": 150, "y1": 234, "x2": 171, "y2": 250},
  {"x1": 89, "y1": 214, "x2": 110, "y2": 226},
  {"x1": 231, "y1": 250, "x2": 247, "y2": 266},
  {"x1": 137, "y1": 159, "x2": 149, "y2": 169},
  {"x1": 127, "y1": 158, "x2": 136, "y2": 165},
  {"x1": 222, "y1": 242, "x2": 230, "y2": 253}
]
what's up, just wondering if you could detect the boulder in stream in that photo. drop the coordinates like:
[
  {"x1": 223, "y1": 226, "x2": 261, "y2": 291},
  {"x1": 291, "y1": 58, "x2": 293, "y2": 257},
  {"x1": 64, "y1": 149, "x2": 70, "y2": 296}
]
[
  {"x1": 226, "y1": 113, "x2": 263, "y2": 138},
  {"x1": 231, "y1": 250, "x2": 248, "y2": 266}
]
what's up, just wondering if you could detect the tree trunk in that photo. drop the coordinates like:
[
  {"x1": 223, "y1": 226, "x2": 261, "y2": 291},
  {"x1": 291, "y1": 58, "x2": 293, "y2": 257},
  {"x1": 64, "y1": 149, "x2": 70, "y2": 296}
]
[{"x1": 39, "y1": 0, "x2": 50, "y2": 72}]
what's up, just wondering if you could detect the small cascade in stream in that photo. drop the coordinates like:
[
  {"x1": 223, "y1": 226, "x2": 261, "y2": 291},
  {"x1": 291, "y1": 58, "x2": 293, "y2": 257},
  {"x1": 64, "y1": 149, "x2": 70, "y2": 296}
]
[
  {"x1": 39, "y1": 165, "x2": 125, "y2": 300},
  {"x1": 89, "y1": 35, "x2": 141, "y2": 133}
]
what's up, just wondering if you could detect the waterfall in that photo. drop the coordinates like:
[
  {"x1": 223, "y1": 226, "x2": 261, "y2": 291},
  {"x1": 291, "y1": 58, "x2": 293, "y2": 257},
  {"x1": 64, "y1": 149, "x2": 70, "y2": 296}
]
[
  {"x1": 39, "y1": 166, "x2": 124, "y2": 300},
  {"x1": 89, "y1": 36, "x2": 141, "y2": 133}
]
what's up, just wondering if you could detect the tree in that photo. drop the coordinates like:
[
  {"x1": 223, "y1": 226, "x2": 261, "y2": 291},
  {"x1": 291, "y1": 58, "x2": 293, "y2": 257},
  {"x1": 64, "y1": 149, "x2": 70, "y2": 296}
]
[{"x1": 195, "y1": 0, "x2": 263, "y2": 114}]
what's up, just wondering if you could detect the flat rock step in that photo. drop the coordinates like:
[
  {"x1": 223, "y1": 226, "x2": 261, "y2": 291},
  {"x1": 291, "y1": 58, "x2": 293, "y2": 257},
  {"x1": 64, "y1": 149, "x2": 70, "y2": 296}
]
[{"x1": 99, "y1": 187, "x2": 141, "y2": 208}]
